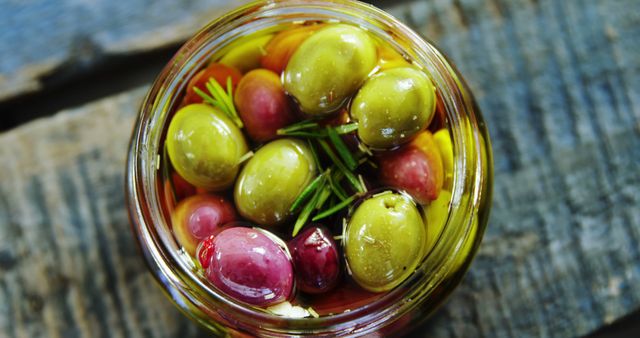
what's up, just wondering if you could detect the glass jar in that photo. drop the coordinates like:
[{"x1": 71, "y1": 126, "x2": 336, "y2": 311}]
[{"x1": 126, "y1": 0, "x2": 493, "y2": 336}]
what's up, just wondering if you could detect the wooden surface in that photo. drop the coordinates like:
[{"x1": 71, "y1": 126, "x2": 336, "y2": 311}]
[
  {"x1": 0, "y1": 0, "x2": 250, "y2": 101},
  {"x1": 1, "y1": 0, "x2": 639, "y2": 337}
]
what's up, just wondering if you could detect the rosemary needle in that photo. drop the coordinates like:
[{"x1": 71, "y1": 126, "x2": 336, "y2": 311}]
[
  {"x1": 292, "y1": 185, "x2": 323, "y2": 237},
  {"x1": 289, "y1": 171, "x2": 327, "y2": 213},
  {"x1": 312, "y1": 194, "x2": 357, "y2": 221},
  {"x1": 317, "y1": 139, "x2": 364, "y2": 193},
  {"x1": 326, "y1": 126, "x2": 357, "y2": 170}
]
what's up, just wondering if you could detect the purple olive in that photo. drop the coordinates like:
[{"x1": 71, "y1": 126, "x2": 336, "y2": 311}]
[
  {"x1": 288, "y1": 225, "x2": 340, "y2": 294},
  {"x1": 205, "y1": 227, "x2": 294, "y2": 307}
]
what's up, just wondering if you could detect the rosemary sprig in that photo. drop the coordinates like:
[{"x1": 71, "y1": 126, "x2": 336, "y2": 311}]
[
  {"x1": 289, "y1": 170, "x2": 328, "y2": 213},
  {"x1": 292, "y1": 183, "x2": 324, "y2": 237},
  {"x1": 281, "y1": 119, "x2": 367, "y2": 236},
  {"x1": 312, "y1": 194, "x2": 357, "y2": 222},
  {"x1": 334, "y1": 122, "x2": 358, "y2": 134},
  {"x1": 307, "y1": 139, "x2": 322, "y2": 170},
  {"x1": 326, "y1": 126, "x2": 357, "y2": 170},
  {"x1": 315, "y1": 185, "x2": 332, "y2": 211},
  {"x1": 328, "y1": 169, "x2": 348, "y2": 200},
  {"x1": 317, "y1": 139, "x2": 364, "y2": 193},
  {"x1": 279, "y1": 131, "x2": 326, "y2": 138},
  {"x1": 194, "y1": 77, "x2": 243, "y2": 128},
  {"x1": 277, "y1": 121, "x2": 319, "y2": 135}
]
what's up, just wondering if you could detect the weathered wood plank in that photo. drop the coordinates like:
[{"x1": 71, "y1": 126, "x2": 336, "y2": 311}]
[
  {"x1": 0, "y1": 0, "x2": 251, "y2": 101},
  {"x1": 0, "y1": 87, "x2": 214, "y2": 338},
  {"x1": 1, "y1": 0, "x2": 639, "y2": 337},
  {"x1": 0, "y1": 0, "x2": 400, "y2": 102},
  {"x1": 389, "y1": 0, "x2": 640, "y2": 336}
]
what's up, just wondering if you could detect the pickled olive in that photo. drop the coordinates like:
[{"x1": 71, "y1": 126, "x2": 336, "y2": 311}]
[
  {"x1": 345, "y1": 192, "x2": 426, "y2": 292},
  {"x1": 234, "y1": 69, "x2": 296, "y2": 142},
  {"x1": 171, "y1": 194, "x2": 237, "y2": 255},
  {"x1": 234, "y1": 138, "x2": 317, "y2": 227},
  {"x1": 376, "y1": 42, "x2": 409, "y2": 70},
  {"x1": 219, "y1": 34, "x2": 274, "y2": 73},
  {"x1": 284, "y1": 24, "x2": 377, "y2": 116},
  {"x1": 261, "y1": 24, "x2": 324, "y2": 74},
  {"x1": 205, "y1": 227, "x2": 294, "y2": 306},
  {"x1": 288, "y1": 226, "x2": 340, "y2": 294},
  {"x1": 433, "y1": 129, "x2": 454, "y2": 189},
  {"x1": 378, "y1": 131, "x2": 444, "y2": 204},
  {"x1": 196, "y1": 234, "x2": 216, "y2": 270},
  {"x1": 422, "y1": 190, "x2": 451, "y2": 257},
  {"x1": 167, "y1": 104, "x2": 249, "y2": 191},
  {"x1": 164, "y1": 172, "x2": 196, "y2": 207},
  {"x1": 351, "y1": 67, "x2": 436, "y2": 149},
  {"x1": 182, "y1": 63, "x2": 242, "y2": 105}
]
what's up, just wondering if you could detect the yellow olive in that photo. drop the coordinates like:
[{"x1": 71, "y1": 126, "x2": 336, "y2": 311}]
[
  {"x1": 234, "y1": 138, "x2": 317, "y2": 227},
  {"x1": 422, "y1": 190, "x2": 451, "y2": 257},
  {"x1": 284, "y1": 24, "x2": 377, "y2": 116},
  {"x1": 351, "y1": 67, "x2": 436, "y2": 149},
  {"x1": 345, "y1": 191, "x2": 426, "y2": 292},
  {"x1": 166, "y1": 104, "x2": 248, "y2": 191},
  {"x1": 433, "y1": 129, "x2": 454, "y2": 190},
  {"x1": 219, "y1": 34, "x2": 274, "y2": 73}
]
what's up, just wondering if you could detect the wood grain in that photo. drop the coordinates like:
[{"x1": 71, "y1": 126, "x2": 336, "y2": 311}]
[
  {"x1": 1, "y1": 0, "x2": 639, "y2": 337},
  {"x1": 0, "y1": 0, "x2": 251, "y2": 101}
]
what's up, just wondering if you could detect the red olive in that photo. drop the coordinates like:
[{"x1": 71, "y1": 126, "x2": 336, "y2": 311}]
[
  {"x1": 234, "y1": 69, "x2": 297, "y2": 142},
  {"x1": 206, "y1": 227, "x2": 294, "y2": 306},
  {"x1": 171, "y1": 194, "x2": 237, "y2": 255},
  {"x1": 288, "y1": 225, "x2": 340, "y2": 294}
]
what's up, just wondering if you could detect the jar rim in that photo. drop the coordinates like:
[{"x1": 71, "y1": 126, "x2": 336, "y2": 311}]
[{"x1": 126, "y1": 0, "x2": 491, "y2": 335}]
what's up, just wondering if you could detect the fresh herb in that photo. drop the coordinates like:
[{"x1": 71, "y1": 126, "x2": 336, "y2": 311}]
[
  {"x1": 292, "y1": 183, "x2": 324, "y2": 237},
  {"x1": 290, "y1": 170, "x2": 328, "y2": 213},
  {"x1": 334, "y1": 122, "x2": 358, "y2": 134},
  {"x1": 194, "y1": 77, "x2": 243, "y2": 128},
  {"x1": 315, "y1": 185, "x2": 332, "y2": 211},
  {"x1": 236, "y1": 151, "x2": 254, "y2": 165},
  {"x1": 327, "y1": 170, "x2": 349, "y2": 201},
  {"x1": 307, "y1": 139, "x2": 322, "y2": 170},
  {"x1": 317, "y1": 139, "x2": 364, "y2": 193},
  {"x1": 283, "y1": 119, "x2": 371, "y2": 236},
  {"x1": 326, "y1": 126, "x2": 357, "y2": 170},
  {"x1": 312, "y1": 194, "x2": 357, "y2": 222},
  {"x1": 277, "y1": 121, "x2": 319, "y2": 134}
]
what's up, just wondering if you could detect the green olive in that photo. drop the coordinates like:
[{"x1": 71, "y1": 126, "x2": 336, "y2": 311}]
[
  {"x1": 284, "y1": 24, "x2": 377, "y2": 116},
  {"x1": 234, "y1": 138, "x2": 317, "y2": 227},
  {"x1": 351, "y1": 67, "x2": 436, "y2": 149},
  {"x1": 345, "y1": 191, "x2": 426, "y2": 292},
  {"x1": 166, "y1": 104, "x2": 248, "y2": 191}
]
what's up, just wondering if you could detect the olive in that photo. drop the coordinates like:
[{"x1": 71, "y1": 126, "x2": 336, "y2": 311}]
[
  {"x1": 205, "y1": 227, "x2": 294, "y2": 306},
  {"x1": 166, "y1": 104, "x2": 248, "y2": 191},
  {"x1": 433, "y1": 128, "x2": 454, "y2": 190},
  {"x1": 219, "y1": 34, "x2": 274, "y2": 73},
  {"x1": 234, "y1": 138, "x2": 317, "y2": 227},
  {"x1": 422, "y1": 190, "x2": 451, "y2": 257},
  {"x1": 234, "y1": 69, "x2": 297, "y2": 143},
  {"x1": 344, "y1": 191, "x2": 426, "y2": 292},
  {"x1": 350, "y1": 67, "x2": 436, "y2": 149},
  {"x1": 284, "y1": 24, "x2": 377, "y2": 116},
  {"x1": 182, "y1": 63, "x2": 242, "y2": 105},
  {"x1": 288, "y1": 225, "x2": 340, "y2": 294},
  {"x1": 171, "y1": 194, "x2": 237, "y2": 255},
  {"x1": 378, "y1": 130, "x2": 444, "y2": 204}
]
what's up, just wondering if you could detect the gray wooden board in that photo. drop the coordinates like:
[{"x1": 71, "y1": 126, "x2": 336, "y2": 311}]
[
  {"x1": 0, "y1": 0, "x2": 251, "y2": 101},
  {"x1": 1, "y1": 0, "x2": 639, "y2": 337}
]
